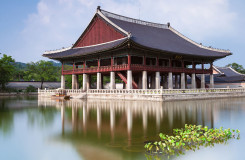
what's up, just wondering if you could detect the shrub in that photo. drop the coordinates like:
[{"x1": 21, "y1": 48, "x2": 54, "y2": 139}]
[{"x1": 26, "y1": 85, "x2": 36, "y2": 92}]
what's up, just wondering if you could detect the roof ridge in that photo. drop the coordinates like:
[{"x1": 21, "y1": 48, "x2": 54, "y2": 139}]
[
  {"x1": 44, "y1": 47, "x2": 72, "y2": 54},
  {"x1": 169, "y1": 26, "x2": 231, "y2": 54},
  {"x1": 100, "y1": 9, "x2": 169, "y2": 29}
]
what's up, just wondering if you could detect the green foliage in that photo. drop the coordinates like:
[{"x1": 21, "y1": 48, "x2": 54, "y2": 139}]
[
  {"x1": 226, "y1": 63, "x2": 245, "y2": 74},
  {"x1": 0, "y1": 53, "x2": 15, "y2": 89},
  {"x1": 24, "y1": 60, "x2": 60, "y2": 89},
  {"x1": 25, "y1": 85, "x2": 36, "y2": 92},
  {"x1": 145, "y1": 124, "x2": 240, "y2": 159}
]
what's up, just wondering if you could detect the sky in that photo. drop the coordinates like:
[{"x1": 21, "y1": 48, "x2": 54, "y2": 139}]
[{"x1": 0, "y1": 0, "x2": 245, "y2": 67}]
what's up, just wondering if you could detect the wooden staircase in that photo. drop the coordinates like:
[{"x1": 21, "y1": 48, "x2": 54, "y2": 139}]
[{"x1": 116, "y1": 72, "x2": 138, "y2": 89}]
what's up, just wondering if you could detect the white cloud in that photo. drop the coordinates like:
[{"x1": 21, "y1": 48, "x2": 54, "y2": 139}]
[{"x1": 19, "y1": 0, "x2": 237, "y2": 62}]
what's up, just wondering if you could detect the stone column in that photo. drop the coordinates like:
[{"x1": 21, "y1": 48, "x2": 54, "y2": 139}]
[
  {"x1": 201, "y1": 74, "x2": 205, "y2": 89},
  {"x1": 210, "y1": 74, "x2": 214, "y2": 88},
  {"x1": 175, "y1": 75, "x2": 178, "y2": 89},
  {"x1": 61, "y1": 75, "x2": 65, "y2": 89},
  {"x1": 72, "y1": 74, "x2": 77, "y2": 89},
  {"x1": 168, "y1": 72, "x2": 173, "y2": 89},
  {"x1": 142, "y1": 71, "x2": 147, "y2": 89},
  {"x1": 110, "y1": 72, "x2": 116, "y2": 89},
  {"x1": 83, "y1": 73, "x2": 87, "y2": 91},
  {"x1": 181, "y1": 73, "x2": 185, "y2": 89},
  {"x1": 191, "y1": 73, "x2": 196, "y2": 89},
  {"x1": 127, "y1": 70, "x2": 132, "y2": 89},
  {"x1": 97, "y1": 72, "x2": 102, "y2": 89},
  {"x1": 185, "y1": 74, "x2": 188, "y2": 89},
  {"x1": 155, "y1": 72, "x2": 160, "y2": 89}
]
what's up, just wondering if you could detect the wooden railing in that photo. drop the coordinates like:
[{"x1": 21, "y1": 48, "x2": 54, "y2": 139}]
[{"x1": 62, "y1": 64, "x2": 212, "y2": 75}]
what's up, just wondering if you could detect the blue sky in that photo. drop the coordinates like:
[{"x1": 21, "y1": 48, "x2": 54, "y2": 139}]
[{"x1": 1, "y1": 0, "x2": 245, "y2": 67}]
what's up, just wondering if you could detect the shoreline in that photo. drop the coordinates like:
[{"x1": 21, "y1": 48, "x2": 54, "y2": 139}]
[{"x1": 0, "y1": 92, "x2": 38, "y2": 96}]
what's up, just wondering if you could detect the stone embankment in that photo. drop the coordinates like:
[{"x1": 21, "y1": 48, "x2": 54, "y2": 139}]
[{"x1": 38, "y1": 88, "x2": 245, "y2": 101}]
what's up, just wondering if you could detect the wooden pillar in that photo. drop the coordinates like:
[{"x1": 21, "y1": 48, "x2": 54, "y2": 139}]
[
  {"x1": 73, "y1": 61, "x2": 75, "y2": 71},
  {"x1": 111, "y1": 56, "x2": 114, "y2": 68},
  {"x1": 61, "y1": 62, "x2": 64, "y2": 74},
  {"x1": 128, "y1": 54, "x2": 131, "y2": 70},
  {"x1": 156, "y1": 57, "x2": 159, "y2": 66}
]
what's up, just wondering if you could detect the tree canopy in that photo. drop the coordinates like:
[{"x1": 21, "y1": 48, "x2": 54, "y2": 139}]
[
  {"x1": 226, "y1": 63, "x2": 245, "y2": 74},
  {"x1": 24, "y1": 60, "x2": 60, "y2": 89},
  {"x1": 0, "y1": 53, "x2": 15, "y2": 89}
]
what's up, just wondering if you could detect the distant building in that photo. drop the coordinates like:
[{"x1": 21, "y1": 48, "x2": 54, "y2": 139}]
[
  {"x1": 211, "y1": 66, "x2": 245, "y2": 88},
  {"x1": 43, "y1": 6, "x2": 231, "y2": 90},
  {"x1": 6, "y1": 81, "x2": 61, "y2": 90}
]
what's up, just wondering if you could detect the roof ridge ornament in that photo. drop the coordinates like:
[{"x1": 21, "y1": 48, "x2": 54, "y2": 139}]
[
  {"x1": 101, "y1": 9, "x2": 169, "y2": 29},
  {"x1": 97, "y1": 6, "x2": 101, "y2": 11}
]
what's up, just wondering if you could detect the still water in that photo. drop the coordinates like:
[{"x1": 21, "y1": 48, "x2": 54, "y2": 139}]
[{"x1": 0, "y1": 96, "x2": 244, "y2": 160}]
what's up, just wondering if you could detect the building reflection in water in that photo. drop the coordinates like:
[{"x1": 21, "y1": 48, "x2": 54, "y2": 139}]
[{"x1": 38, "y1": 97, "x2": 239, "y2": 147}]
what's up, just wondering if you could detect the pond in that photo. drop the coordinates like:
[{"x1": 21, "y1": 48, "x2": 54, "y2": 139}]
[{"x1": 0, "y1": 96, "x2": 244, "y2": 160}]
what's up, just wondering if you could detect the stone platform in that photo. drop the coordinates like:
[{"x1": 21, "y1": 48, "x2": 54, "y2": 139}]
[{"x1": 38, "y1": 88, "x2": 245, "y2": 101}]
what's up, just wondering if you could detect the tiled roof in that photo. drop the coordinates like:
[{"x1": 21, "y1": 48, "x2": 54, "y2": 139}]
[
  {"x1": 103, "y1": 10, "x2": 231, "y2": 58},
  {"x1": 43, "y1": 8, "x2": 232, "y2": 59},
  {"x1": 43, "y1": 38, "x2": 128, "y2": 59}
]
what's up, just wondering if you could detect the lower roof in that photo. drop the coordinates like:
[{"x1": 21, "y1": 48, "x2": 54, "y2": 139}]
[{"x1": 43, "y1": 38, "x2": 128, "y2": 60}]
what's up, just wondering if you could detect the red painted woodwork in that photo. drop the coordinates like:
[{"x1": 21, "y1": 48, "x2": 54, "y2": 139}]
[
  {"x1": 117, "y1": 72, "x2": 138, "y2": 89},
  {"x1": 73, "y1": 17, "x2": 125, "y2": 48},
  {"x1": 128, "y1": 55, "x2": 131, "y2": 70},
  {"x1": 143, "y1": 56, "x2": 146, "y2": 65},
  {"x1": 62, "y1": 64, "x2": 212, "y2": 75}
]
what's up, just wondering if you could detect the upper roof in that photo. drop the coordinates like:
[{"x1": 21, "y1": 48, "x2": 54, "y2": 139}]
[{"x1": 43, "y1": 7, "x2": 232, "y2": 60}]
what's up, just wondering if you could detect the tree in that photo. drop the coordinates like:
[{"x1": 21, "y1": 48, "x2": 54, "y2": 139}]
[
  {"x1": 226, "y1": 63, "x2": 245, "y2": 74},
  {"x1": 24, "y1": 60, "x2": 60, "y2": 89},
  {"x1": 0, "y1": 53, "x2": 15, "y2": 90}
]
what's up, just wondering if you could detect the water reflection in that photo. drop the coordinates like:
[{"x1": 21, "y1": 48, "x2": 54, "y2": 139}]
[
  {"x1": 37, "y1": 97, "x2": 227, "y2": 159},
  {"x1": 38, "y1": 98, "x2": 219, "y2": 137},
  {"x1": 1, "y1": 96, "x2": 245, "y2": 160}
]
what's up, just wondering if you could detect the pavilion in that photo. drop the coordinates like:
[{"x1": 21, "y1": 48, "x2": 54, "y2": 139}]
[{"x1": 43, "y1": 6, "x2": 231, "y2": 90}]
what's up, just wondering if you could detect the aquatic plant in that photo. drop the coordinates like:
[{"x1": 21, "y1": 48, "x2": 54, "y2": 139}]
[{"x1": 144, "y1": 124, "x2": 240, "y2": 159}]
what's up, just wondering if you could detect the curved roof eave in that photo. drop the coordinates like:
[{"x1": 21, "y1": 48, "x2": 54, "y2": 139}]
[{"x1": 129, "y1": 40, "x2": 230, "y2": 60}]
